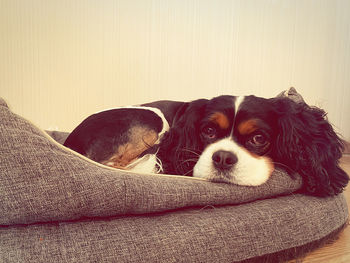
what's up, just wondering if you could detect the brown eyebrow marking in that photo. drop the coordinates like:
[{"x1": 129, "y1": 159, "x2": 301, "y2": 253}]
[
  {"x1": 238, "y1": 119, "x2": 259, "y2": 135},
  {"x1": 209, "y1": 112, "x2": 230, "y2": 129}
]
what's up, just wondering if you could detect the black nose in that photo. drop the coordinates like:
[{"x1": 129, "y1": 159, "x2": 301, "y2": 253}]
[{"x1": 212, "y1": 150, "x2": 238, "y2": 170}]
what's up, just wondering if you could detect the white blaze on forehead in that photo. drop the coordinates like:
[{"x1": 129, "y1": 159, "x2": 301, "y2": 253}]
[
  {"x1": 234, "y1": 96, "x2": 245, "y2": 114},
  {"x1": 231, "y1": 96, "x2": 245, "y2": 136}
]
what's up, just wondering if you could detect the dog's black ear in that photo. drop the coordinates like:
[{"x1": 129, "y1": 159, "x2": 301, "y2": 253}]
[
  {"x1": 157, "y1": 99, "x2": 208, "y2": 175},
  {"x1": 172, "y1": 99, "x2": 208, "y2": 147},
  {"x1": 272, "y1": 97, "x2": 349, "y2": 196}
]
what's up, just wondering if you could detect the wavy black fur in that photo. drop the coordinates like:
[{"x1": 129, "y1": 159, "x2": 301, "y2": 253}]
[{"x1": 270, "y1": 97, "x2": 349, "y2": 196}]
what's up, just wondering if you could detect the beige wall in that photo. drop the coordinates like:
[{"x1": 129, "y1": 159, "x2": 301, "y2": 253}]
[{"x1": 1, "y1": 0, "x2": 349, "y2": 140}]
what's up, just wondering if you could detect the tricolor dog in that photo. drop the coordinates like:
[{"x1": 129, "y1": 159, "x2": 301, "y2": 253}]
[{"x1": 64, "y1": 94, "x2": 349, "y2": 197}]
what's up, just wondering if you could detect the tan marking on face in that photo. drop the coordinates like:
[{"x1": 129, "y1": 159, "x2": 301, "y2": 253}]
[
  {"x1": 101, "y1": 126, "x2": 158, "y2": 169},
  {"x1": 209, "y1": 112, "x2": 230, "y2": 129},
  {"x1": 238, "y1": 119, "x2": 259, "y2": 135}
]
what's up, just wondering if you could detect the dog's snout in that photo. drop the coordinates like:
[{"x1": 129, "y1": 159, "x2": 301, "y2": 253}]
[{"x1": 212, "y1": 150, "x2": 237, "y2": 170}]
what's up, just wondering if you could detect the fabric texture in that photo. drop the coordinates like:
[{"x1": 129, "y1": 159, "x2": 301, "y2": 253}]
[
  {"x1": 0, "y1": 95, "x2": 348, "y2": 263},
  {"x1": 0, "y1": 194, "x2": 347, "y2": 263}
]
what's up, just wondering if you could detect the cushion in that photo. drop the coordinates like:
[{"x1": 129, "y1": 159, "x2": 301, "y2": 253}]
[
  {"x1": 1, "y1": 194, "x2": 347, "y2": 263},
  {"x1": 0, "y1": 96, "x2": 348, "y2": 262}
]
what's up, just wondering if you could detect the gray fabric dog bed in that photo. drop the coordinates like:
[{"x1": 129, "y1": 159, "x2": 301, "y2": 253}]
[{"x1": 0, "y1": 96, "x2": 348, "y2": 262}]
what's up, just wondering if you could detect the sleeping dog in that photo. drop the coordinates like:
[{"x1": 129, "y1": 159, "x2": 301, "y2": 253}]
[{"x1": 64, "y1": 91, "x2": 349, "y2": 197}]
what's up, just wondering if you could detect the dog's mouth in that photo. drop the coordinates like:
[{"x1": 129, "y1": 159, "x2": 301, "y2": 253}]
[{"x1": 207, "y1": 173, "x2": 233, "y2": 184}]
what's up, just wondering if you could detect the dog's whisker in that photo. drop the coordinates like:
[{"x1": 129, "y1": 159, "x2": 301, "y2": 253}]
[
  {"x1": 272, "y1": 162, "x2": 297, "y2": 174},
  {"x1": 180, "y1": 158, "x2": 198, "y2": 164},
  {"x1": 180, "y1": 148, "x2": 201, "y2": 156},
  {"x1": 182, "y1": 168, "x2": 194, "y2": 176}
]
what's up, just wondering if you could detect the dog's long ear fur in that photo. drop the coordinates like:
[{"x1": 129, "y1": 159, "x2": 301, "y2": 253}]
[
  {"x1": 272, "y1": 97, "x2": 349, "y2": 196},
  {"x1": 157, "y1": 99, "x2": 208, "y2": 175}
]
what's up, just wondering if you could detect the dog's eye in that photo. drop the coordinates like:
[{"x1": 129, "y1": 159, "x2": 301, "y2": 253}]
[
  {"x1": 202, "y1": 126, "x2": 217, "y2": 139},
  {"x1": 250, "y1": 134, "x2": 267, "y2": 146}
]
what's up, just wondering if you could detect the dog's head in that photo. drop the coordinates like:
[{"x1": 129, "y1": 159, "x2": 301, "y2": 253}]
[{"x1": 158, "y1": 95, "x2": 349, "y2": 196}]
